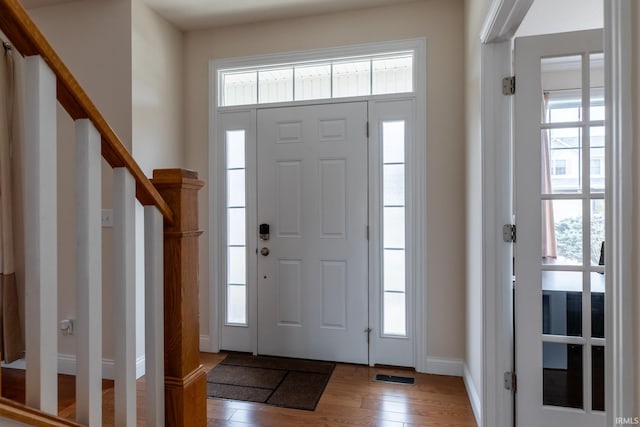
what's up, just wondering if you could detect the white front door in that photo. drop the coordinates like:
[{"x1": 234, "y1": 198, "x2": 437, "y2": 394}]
[
  {"x1": 256, "y1": 102, "x2": 369, "y2": 364},
  {"x1": 514, "y1": 29, "x2": 605, "y2": 426}
]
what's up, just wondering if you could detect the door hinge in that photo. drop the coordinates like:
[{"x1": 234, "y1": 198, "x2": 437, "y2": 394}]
[
  {"x1": 502, "y1": 76, "x2": 516, "y2": 95},
  {"x1": 504, "y1": 371, "x2": 517, "y2": 392},
  {"x1": 365, "y1": 327, "x2": 373, "y2": 344},
  {"x1": 366, "y1": 225, "x2": 369, "y2": 240},
  {"x1": 366, "y1": 121, "x2": 370, "y2": 138},
  {"x1": 503, "y1": 224, "x2": 516, "y2": 243}
]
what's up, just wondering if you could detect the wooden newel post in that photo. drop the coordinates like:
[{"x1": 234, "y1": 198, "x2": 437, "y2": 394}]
[{"x1": 151, "y1": 169, "x2": 207, "y2": 427}]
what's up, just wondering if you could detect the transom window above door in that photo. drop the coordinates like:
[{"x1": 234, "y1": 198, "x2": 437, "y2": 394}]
[{"x1": 218, "y1": 52, "x2": 414, "y2": 107}]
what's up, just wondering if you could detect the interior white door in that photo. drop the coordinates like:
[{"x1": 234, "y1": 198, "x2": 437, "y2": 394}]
[
  {"x1": 514, "y1": 29, "x2": 605, "y2": 426},
  {"x1": 257, "y1": 102, "x2": 368, "y2": 364}
]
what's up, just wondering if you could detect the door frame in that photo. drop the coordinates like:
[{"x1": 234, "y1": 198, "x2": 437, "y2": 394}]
[
  {"x1": 206, "y1": 38, "x2": 428, "y2": 372},
  {"x1": 479, "y1": 1, "x2": 635, "y2": 426}
]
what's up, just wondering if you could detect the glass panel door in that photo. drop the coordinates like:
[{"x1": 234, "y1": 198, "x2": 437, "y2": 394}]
[{"x1": 515, "y1": 29, "x2": 605, "y2": 427}]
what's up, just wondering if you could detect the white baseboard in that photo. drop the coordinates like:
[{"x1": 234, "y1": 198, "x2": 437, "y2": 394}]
[
  {"x1": 463, "y1": 364, "x2": 483, "y2": 427},
  {"x1": 2, "y1": 358, "x2": 25, "y2": 370},
  {"x1": 424, "y1": 356, "x2": 464, "y2": 376},
  {"x1": 136, "y1": 355, "x2": 146, "y2": 379},
  {"x1": 3, "y1": 354, "x2": 146, "y2": 380},
  {"x1": 200, "y1": 334, "x2": 211, "y2": 352}
]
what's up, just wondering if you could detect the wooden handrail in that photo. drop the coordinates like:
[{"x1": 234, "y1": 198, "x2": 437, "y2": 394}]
[
  {"x1": 0, "y1": 0, "x2": 174, "y2": 223},
  {"x1": 0, "y1": 398, "x2": 84, "y2": 427}
]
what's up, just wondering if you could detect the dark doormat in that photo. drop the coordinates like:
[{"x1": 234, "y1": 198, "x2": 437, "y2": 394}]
[{"x1": 206, "y1": 353, "x2": 335, "y2": 411}]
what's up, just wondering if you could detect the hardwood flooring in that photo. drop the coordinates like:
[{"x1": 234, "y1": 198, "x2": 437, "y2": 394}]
[{"x1": 2, "y1": 353, "x2": 477, "y2": 426}]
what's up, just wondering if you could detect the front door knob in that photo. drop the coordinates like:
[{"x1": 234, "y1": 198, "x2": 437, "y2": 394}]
[{"x1": 260, "y1": 247, "x2": 270, "y2": 256}]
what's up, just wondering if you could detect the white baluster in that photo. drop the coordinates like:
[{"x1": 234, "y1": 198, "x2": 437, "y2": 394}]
[
  {"x1": 75, "y1": 119, "x2": 102, "y2": 425},
  {"x1": 114, "y1": 167, "x2": 136, "y2": 425},
  {"x1": 23, "y1": 55, "x2": 58, "y2": 414},
  {"x1": 145, "y1": 206, "x2": 164, "y2": 426}
]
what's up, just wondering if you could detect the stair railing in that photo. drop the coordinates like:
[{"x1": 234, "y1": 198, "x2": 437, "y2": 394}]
[{"x1": 0, "y1": 0, "x2": 206, "y2": 425}]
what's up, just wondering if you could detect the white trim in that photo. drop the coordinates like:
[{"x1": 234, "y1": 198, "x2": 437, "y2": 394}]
[
  {"x1": 479, "y1": 1, "x2": 532, "y2": 426},
  {"x1": 199, "y1": 334, "x2": 211, "y2": 351},
  {"x1": 209, "y1": 38, "x2": 428, "y2": 369},
  {"x1": 480, "y1": 40, "x2": 514, "y2": 427},
  {"x1": 605, "y1": 0, "x2": 636, "y2": 420},
  {"x1": 424, "y1": 357, "x2": 463, "y2": 377},
  {"x1": 1, "y1": 355, "x2": 143, "y2": 381},
  {"x1": 480, "y1": 0, "x2": 534, "y2": 43},
  {"x1": 1, "y1": 358, "x2": 26, "y2": 370},
  {"x1": 464, "y1": 364, "x2": 483, "y2": 427}
]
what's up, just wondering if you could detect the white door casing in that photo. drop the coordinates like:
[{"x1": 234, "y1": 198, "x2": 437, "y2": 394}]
[
  {"x1": 210, "y1": 39, "x2": 427, "y2": 370},
  {"x1": 256, "y1": 102, "x2": 369, "y2": 364},
  {"x1": 514, "y1": 29, "x2": 605, "y2": 427}
]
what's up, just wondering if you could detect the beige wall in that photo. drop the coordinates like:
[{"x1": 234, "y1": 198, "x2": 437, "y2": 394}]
[
  {"x1": 132, "y1": 0, "x2": 185, "y2": 177},
  {"x1": 26, "y1": 0, "x2": 132, "y2": 361},
  {"x1": 185, "y1": 0, "x2": 467, "y2": 361},
  {"x1": 464, "y1": 0, "x2": 492, "y2": 422},
  {"x1": 132, "y1": 0, "x2": 185, "y2": 361}
]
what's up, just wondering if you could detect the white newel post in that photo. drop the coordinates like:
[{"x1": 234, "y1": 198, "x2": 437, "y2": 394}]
[
  {"x1": 74, "y1": 119, "x2": 102, "y2": 425},
  {"x1": 23, "y1": 55, "x2": 58, "y2": 414},
  {"x1": 144, "y1": 206, "x2": 165, "y2": 427},
  {"x1": 114, "y1": 167, "x2": 136, "y2": 426}
]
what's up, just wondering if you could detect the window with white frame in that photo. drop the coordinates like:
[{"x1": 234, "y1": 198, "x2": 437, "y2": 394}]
[
  {"x1": 218, "y1": 52, "x2": 414, "y2": 107},
  {"x1": 381, "y1": 120, "x2": 407, "y2": 336},
  {"x1": 226, "y1": 130, "x2": 247, "y2": 325}
]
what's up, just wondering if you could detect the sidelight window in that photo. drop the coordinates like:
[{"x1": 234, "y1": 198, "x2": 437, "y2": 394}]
[{"x1": 226, "y1": 130, "x2": 247, "y2": 325}]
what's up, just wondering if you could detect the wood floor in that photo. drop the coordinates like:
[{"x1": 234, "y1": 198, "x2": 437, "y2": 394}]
[{"x1": 2, "y1": 352, "x2": 478, "y2": 426}]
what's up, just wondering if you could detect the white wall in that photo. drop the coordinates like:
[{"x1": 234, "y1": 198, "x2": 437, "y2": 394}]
[
  {"x1": 132, "y1": 0, "x2": 185, "y2": 365},
  {"x1": 516, "y1": 0, "x2": 603, "y2": 37},
  {"x1": 185, "y1": 0, "x2": 467, "y2": 364},
  {"x1": 464, "y1": 0, "x2": 493, "y2": 424}
]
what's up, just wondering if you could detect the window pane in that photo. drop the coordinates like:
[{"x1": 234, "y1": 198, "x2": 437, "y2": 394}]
[
  {"x1": 542, "y1": 271, "x2": 583, "y2": 337},
  {"x1": 226, "y1": 130, "x2": 245, "y2": 169},
  {"x1": 590, "y1": 86, "x2": 605, "y2": 121},
  {"x1": 227, "y1": 284, "x2": 247, "y2": 324},
  {"x1": 332, "y1": 60, "x2": 371, "y2": 98},
  {"x1": 227, "y1": 246, "x2": 246, "y2": 284},
  {"x1": 383, "y1": 121, "x2": 405, "y2": 163},
  {"x1": 542, "y1": 55, "x2": 582, "y2": 123},
  {"x1": 258, "y1": 68, "x2": 293, "y2": 104},
  {"x1": 543, "y1": 199, "x2": 583, "y2": 265},
  {"x1": 590, "y1": 126, "x2": 605, "y2": 192},
  {"x1": 383, "y1": 164, "x2": 405, "y2": 206},
  {"x1": 372, "y1": 55, "x2": 413, "y2": 95},
  {"x1": 227, "y1": 208, "x2": 246, "y2": 246},
  {"x1": 591, "y1": 200, "x2": 605, "y2": 266},
  {"x1": 543, "y1": 342, "x2": 583, "y2": 409},
  {"x1": 591, "y1": 273, "x2": 605, "y2": 338},
  {"x1": 294, "y1": 64, "x2": 331, "y2": 101},
  {"x1": 383, "y1": 207, "x2": 405, "y2": 249},
  {"x1": 383, "y1": 249, "x2": 405, "y2": 292},
  {"x1": 383, "y1": 292, "x2": 406, "y2": 336},
  {"x1": 592, "y1": 345, "x2": 605, "y2": 411},
  {"x1": 590, "y1": 53, "x2": 605, "y2": 120},
  {"x1": 222, "y1": 71, "x2": 257, "y2": 106},
  {"x1": 227, "y1": 169, "x2": 245, "y2": 207},
  {"x1": 544, "y1": 128, "x2": 582, "y2": 194}
]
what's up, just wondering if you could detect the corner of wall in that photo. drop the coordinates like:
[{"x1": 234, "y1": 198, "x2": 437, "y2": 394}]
[{"x1": 464, "y1": 363, "x2": 483, "y2": 427}]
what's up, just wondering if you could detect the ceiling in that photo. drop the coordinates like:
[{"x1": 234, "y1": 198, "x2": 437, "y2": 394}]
[{"x1": 22, "y1": 0, "x2": 419, "y2": 31}]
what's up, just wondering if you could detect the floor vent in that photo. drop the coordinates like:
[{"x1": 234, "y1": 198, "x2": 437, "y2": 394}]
[{"x1": 374, "y1": 374, "x2": 415, "y2": 385}]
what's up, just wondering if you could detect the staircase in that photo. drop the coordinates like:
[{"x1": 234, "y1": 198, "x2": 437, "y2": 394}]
[{"x1": 0, "y1": 0, "x2": 206, "y2": 425}]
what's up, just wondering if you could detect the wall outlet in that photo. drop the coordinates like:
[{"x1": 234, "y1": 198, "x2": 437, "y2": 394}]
[
  {"x1": 60, "y1": 319, "x2": 74, "y2": 336},
  {"x1": 101, "y1": 209, "x2": 113, "y2": 228}
]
